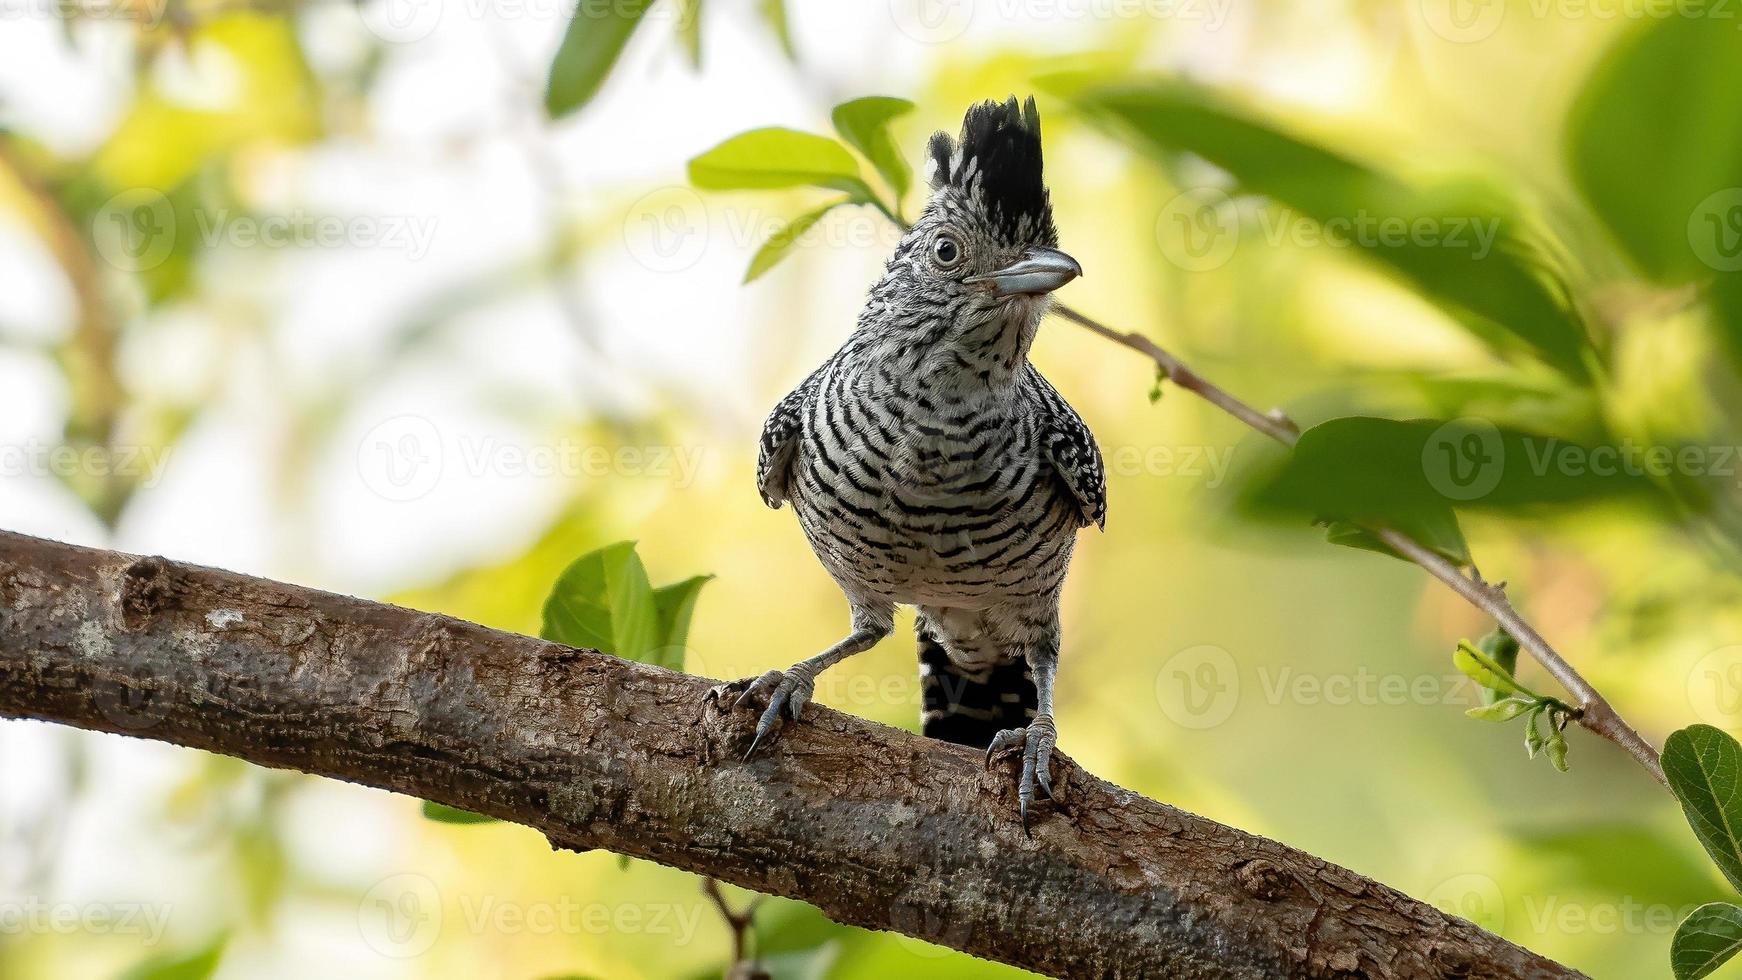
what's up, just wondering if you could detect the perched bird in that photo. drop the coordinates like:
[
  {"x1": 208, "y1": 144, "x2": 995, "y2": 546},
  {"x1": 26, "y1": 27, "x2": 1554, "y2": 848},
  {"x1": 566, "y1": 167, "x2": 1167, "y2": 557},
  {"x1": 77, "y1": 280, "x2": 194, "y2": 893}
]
[{"x1": 731, "y1": 96, "x2": 1104, "y2": 830}]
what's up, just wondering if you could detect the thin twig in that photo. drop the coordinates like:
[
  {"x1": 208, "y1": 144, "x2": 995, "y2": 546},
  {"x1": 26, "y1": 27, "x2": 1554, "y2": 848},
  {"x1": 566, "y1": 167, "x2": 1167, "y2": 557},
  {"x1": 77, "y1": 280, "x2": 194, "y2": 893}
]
[
  {"x1": 703, "y1": 876, "x2": 767, "y2": 979},
  {"x1": 1050, "y1": 300, "x2": 1666, "y2": 785}
]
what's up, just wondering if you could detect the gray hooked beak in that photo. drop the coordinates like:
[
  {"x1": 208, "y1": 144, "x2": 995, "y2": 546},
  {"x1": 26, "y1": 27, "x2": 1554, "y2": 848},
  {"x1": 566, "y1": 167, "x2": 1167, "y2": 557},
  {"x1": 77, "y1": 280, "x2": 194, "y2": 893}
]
[{"x1": 966, "y1": 247, "x2": 1083, "y2": 297}]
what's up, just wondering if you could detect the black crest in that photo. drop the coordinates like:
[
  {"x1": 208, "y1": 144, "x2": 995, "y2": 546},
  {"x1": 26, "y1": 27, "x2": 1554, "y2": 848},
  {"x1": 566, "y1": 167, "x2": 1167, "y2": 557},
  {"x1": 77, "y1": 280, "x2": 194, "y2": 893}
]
[{"x1": 926, "y1": 96, "x2": 1056, "y2": 246}]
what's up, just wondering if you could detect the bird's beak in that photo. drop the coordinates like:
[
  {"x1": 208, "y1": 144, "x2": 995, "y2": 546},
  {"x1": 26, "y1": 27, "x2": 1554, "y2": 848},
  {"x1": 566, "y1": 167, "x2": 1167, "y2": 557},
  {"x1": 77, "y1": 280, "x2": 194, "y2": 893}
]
[{"x1": 966, "y1": 247, "x2": 1083, "y2": 297}]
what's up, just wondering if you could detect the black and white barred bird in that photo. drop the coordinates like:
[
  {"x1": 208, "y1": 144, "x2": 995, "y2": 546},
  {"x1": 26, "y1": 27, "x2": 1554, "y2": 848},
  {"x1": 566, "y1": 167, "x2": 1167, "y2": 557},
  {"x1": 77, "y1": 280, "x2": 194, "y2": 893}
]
[{"x1": 731, "y1": 96, "x2": 1104, "y2": 829}]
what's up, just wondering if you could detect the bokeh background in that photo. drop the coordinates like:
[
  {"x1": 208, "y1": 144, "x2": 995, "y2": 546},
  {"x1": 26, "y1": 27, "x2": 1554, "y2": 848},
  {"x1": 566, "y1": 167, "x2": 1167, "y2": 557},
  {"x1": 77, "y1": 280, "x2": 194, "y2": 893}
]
[{"x1": 3, "y1": 0, "x2": 1742, "y2": 977}]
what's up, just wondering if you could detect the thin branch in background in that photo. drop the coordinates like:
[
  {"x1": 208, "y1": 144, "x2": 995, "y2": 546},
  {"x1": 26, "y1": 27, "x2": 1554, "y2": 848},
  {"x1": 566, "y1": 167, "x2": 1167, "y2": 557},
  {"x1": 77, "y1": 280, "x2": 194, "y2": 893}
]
[
  {"x1": 1050, "y1": 299, "x2": 1666, "y2": 785},
  {"x1": 703, "y1": 877, "x2": 768, "y2": 980}
]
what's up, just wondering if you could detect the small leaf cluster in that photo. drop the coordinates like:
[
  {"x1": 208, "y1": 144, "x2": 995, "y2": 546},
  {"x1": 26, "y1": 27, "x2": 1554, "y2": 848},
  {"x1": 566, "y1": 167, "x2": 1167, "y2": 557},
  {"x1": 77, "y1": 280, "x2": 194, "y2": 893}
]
[
  {"x1": 1453, "y1": 632, "x2": 1574, "y2": 773},
  {"x1": 687, "y1": 97, "x2": 916, "y2": 282}
]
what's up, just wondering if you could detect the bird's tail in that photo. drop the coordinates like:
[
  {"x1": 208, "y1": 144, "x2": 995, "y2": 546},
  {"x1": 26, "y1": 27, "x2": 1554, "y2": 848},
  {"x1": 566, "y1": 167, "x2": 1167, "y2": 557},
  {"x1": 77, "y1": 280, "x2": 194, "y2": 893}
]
[{"x1": 918, "y1": 627, "x2": 1035, "y2": 748}]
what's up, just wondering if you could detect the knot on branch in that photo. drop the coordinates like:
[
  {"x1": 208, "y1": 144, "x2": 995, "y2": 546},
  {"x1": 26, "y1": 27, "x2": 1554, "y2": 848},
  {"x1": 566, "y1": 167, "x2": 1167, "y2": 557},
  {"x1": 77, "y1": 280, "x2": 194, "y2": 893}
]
[
  {"x1": 119, "y1": 555, "x2": 179, "y2": 631},
  {"x1": 1234, "y1": 858, "x2": 1295, "y2": 901}
]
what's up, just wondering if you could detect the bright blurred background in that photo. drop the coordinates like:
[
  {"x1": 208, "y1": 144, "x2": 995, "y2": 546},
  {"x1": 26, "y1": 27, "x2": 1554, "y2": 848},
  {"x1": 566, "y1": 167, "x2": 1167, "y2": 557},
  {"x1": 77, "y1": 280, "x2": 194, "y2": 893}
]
[{"x1": 3, "y1": 0, "x2": 1741, "y2": 977}]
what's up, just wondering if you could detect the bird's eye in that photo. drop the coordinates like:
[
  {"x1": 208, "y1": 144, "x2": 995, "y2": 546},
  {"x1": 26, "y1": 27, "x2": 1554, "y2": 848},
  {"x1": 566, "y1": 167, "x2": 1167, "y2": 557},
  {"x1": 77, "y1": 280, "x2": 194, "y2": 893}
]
[{"x1": 931, "y1": 234, "x2": 963, "y2": 269}]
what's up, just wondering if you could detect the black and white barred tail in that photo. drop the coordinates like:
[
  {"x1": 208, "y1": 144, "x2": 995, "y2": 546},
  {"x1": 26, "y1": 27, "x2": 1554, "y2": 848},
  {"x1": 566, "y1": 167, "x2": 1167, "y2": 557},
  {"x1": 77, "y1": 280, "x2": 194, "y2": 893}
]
[{"x1": 918, "y1": 628, "x2": 1036, "y2": 748}]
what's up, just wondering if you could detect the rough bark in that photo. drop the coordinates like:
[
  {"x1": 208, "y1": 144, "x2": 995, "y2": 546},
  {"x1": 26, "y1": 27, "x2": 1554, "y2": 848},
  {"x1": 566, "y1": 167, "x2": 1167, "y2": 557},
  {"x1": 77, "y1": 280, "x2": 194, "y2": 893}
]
[{"x1": 0, "y1": 531, "x2": 1582, "y2": 979}]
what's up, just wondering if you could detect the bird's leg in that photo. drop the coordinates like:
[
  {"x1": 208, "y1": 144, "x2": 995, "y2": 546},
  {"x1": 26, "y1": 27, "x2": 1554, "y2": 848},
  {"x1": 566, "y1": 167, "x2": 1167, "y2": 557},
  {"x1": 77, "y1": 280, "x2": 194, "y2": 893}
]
[
  {"x1": 733, "y1": 611, "x2": 891, "y2": 758},
  {"x1": 985, "y1": 645, "x2": 1059, "y2": 836}
]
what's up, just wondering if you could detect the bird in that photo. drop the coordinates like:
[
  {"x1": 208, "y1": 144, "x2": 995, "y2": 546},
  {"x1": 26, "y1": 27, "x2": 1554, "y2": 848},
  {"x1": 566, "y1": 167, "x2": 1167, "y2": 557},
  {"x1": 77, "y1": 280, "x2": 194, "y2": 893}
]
[{"x1": 729, "y1": 95, "x2": 1104, "y2": 832}]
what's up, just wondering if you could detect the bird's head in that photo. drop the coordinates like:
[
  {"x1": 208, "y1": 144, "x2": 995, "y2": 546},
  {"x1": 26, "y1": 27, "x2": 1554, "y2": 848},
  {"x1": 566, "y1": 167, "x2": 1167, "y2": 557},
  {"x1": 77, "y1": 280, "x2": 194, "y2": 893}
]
[{"x1": 861, "y1": 96, "x2": 1080, "y2": 384}]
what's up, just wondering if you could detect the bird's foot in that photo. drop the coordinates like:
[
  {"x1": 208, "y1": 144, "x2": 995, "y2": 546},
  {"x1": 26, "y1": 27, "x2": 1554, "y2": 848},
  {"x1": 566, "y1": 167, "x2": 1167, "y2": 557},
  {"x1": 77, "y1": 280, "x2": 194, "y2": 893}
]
[
  {"x1": 985, "y1": 713, "x2": 1058, "y2": 837},
  {"x1": 727, "y1": 666, "x2": 817, "y2": 759}
]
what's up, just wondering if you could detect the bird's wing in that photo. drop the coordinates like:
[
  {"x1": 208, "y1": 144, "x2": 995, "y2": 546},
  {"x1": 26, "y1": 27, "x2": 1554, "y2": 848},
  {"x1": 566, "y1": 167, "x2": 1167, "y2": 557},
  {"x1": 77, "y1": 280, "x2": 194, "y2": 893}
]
[
  {"x1": 756, "y1": 361, "x2": 829, "y2": 509},
  {"x1": 1026, "y1": 368, "x2": 1107, "y2": 529}
]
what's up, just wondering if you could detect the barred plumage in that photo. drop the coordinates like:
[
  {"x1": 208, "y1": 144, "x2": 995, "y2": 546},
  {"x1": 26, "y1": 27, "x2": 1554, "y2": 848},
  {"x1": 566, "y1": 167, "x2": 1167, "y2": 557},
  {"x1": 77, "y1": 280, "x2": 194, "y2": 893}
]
[{"x1": 735, "y1": 96, "x2": 1102, "y2": 829}]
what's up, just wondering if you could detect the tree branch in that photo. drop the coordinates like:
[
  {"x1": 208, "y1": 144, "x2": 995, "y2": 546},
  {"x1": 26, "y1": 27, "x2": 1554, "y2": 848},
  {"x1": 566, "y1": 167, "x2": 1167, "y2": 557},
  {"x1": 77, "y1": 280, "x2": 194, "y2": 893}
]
[
  {"x1": 1049, "y1": 302, "x2": 1665, "y2": 786},
  {"x1": 0, "y1": 531, "x2": 1582, "y2": 978}
]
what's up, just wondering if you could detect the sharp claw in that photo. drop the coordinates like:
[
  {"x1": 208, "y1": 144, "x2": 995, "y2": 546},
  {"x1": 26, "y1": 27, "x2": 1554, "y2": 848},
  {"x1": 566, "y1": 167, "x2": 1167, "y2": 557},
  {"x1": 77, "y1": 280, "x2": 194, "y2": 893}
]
[
  {"x1": 743, "y1": 731, "x2": 766, "y2": 761},
  {"x1": 1037, "y1": 772, "x2": 1054, "y2": 801}
]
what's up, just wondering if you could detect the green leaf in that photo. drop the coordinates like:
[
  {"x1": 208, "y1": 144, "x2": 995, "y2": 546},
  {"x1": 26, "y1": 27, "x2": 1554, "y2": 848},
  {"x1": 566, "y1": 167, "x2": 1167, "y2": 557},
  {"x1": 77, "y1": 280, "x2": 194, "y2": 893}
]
[
  {"x1": 1674, "y1": 903, "x2": 1742, "y2": 980},
  {"x1": 689, "y1": 128, "x2": 873, "y2": 201},
  {"x1": 544, "y1": 0, "x2": 656, "y2": 120},
  {"x1": 1664, "y1": 725, "x2": 1742, "y2": 893},
  {"x1": 831, "y1": 96, "x2": 916, "y2": 203},
  {"x1": 758, "y1": 0, "x2": 795, "y2": 60},
  {"x1": 422, "y1": 801, "x2": 499, "y2": 825},
  {"x1": 1245, "y1": 417, "x2": 1659, "y2": 528},
  {"x1": 651, "y1": 573, "x2": 713, "y2": 671},
  {"x1": 1567, "y1": 17, "x2": 1742, "y2": 282},
  {"x1": 1322, "y1": 510, "x2": 1469, "y2": 567},
  {"x1": 1525, "y1": 708, "x2": 1546, "y2": 759},
  {"x1": 1544, "y1": 729, "x2": 1570, "y2": 773},
  {"x1": 745, "y1": 200, "x2": 849, "y2": 283},
  {"x1": 1465, "y1": 697, "x2": 1535, "y2": 722},
  {"x1": 675, "y1": 0, "x2": 702, "y2": 68},
  {"x1": 1477, "y1": 628, "x2": 1521, "y2": 705},
  {"x1": 1066, "y1": 80, "x2": 1594, "y2": 379},
  {"x1": 118, "y1": 935, "x2": 227, "y2": 980},
  {"x1": 542, "y1": 541, "x2": 660, "y2": 661},
  {"x1": 1454, "y1": 640, "x2": 1530, "y2": 698}
]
